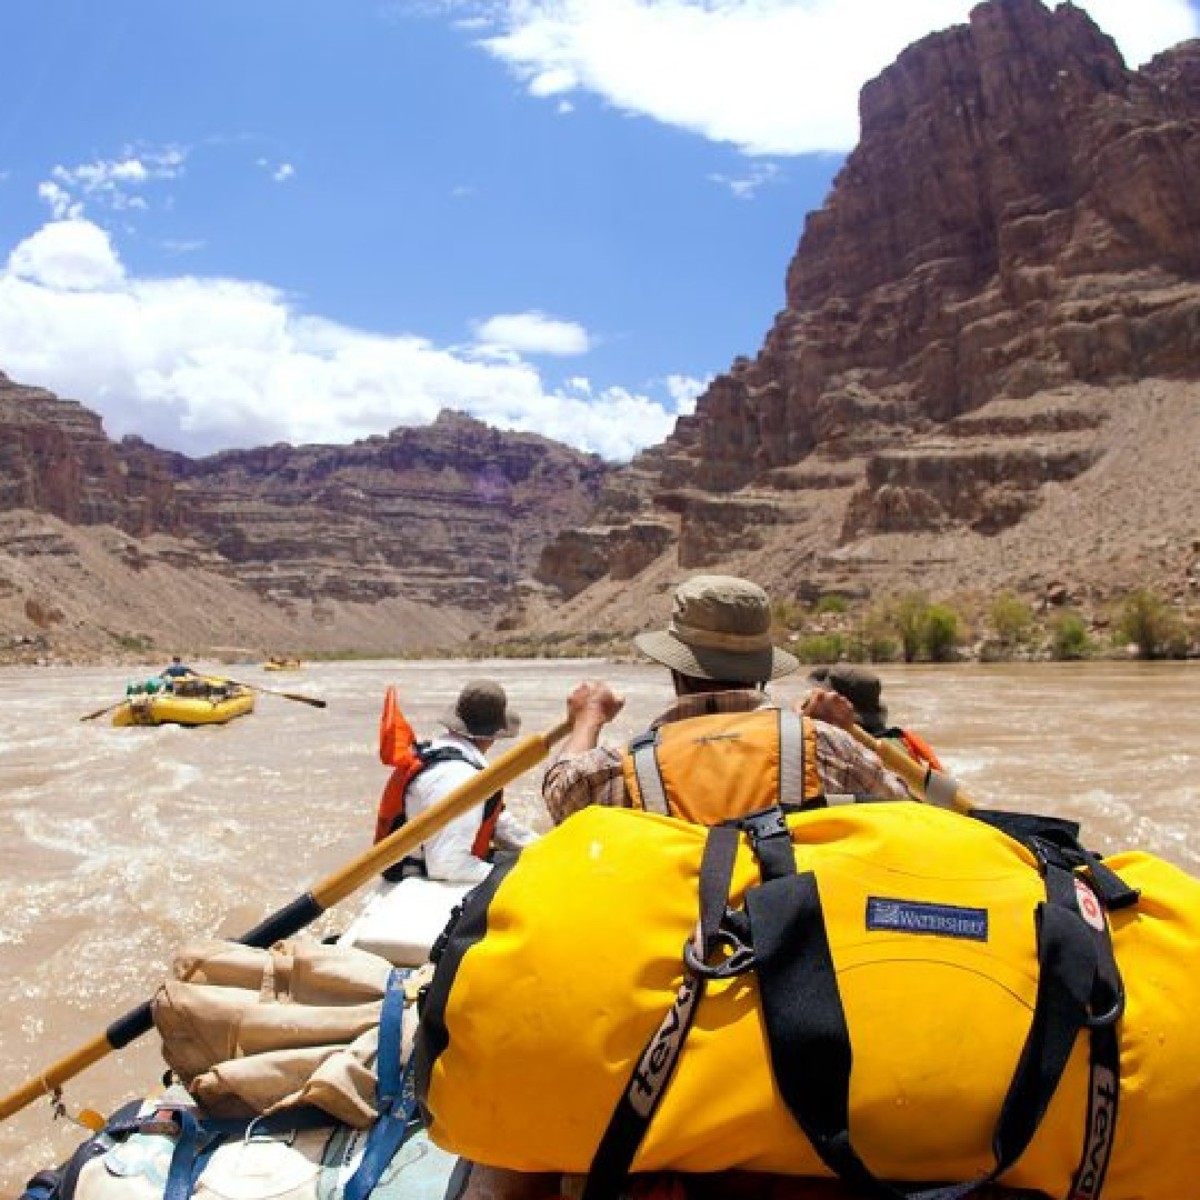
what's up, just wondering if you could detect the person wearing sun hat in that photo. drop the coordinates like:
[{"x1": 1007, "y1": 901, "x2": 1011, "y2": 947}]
[
  {"x1": 808, "y1": 663, "x2": 945, "y2": 772},
  {"x1": 542, "y1": 574, "x2": 908, "y2": 823},
  {"x1": 399, "y1": 678, "x2": 538, "y2": 883},
  {"x1": 808, "y1": 664, "x2": 890, "y2": 735}
]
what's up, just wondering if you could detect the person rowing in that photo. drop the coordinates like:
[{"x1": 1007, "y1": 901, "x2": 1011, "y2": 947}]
[
  {"x1": 377, "y1": 679, "x2": 539, "y2": 884},
  {"x1": 543, "y1": 573, "x2": 910, "y2": 825},
  {"x1": 807, "y1": 663, "x2": 944, "y2": 772}
]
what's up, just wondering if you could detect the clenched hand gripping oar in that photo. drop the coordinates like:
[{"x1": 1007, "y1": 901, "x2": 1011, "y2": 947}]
[
  {"x1": 218, "y1": 678, "x2": 328, "y2": 708},
  {"x1": 849, "y1": 723, "x2": 978, "y2": 815},
  {"x1": 0, "y1": 717, "x2": 571, "y2": 1124}
]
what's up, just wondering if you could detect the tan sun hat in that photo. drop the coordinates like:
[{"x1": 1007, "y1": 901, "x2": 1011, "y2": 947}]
[
  {"x1": 634, "y1": 574, "x2": 799, "y2": 683},
  {"x1": 440, "y1": 679, "x2": 521, "y2": 739}
]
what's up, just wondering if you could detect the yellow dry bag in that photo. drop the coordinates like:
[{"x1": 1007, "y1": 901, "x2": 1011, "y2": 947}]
[{"x1": 414, "y1": 801, "x2": 1200, "y2": 1200}]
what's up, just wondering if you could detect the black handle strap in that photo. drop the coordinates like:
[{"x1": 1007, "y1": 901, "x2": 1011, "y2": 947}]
[
  {"x1": 583, "y1": 824, "x2": 741, "y2": 1200},
  {"x1": 750, "y1": 861, "x2": 1115, "y2": 1199},
  {"x1": 588, "y1": 808, "x2": 1127, "y2": 1200}
]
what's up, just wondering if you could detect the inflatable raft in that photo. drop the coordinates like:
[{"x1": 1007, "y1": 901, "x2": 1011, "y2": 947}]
[
  {"x1": 337, "y1": 875, "x2": 473, "y2": 966},
  {"x1": 111, "y1": 678, "x2": 255, "y2": 727}
]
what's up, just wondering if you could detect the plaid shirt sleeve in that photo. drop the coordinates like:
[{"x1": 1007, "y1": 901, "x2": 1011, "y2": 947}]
[
  {"x1": 812, "y1": 722, "x2": 911, "y2": 800},
  {"x1": 542, "y1": 744, "x2": 629, "y2": 825}
]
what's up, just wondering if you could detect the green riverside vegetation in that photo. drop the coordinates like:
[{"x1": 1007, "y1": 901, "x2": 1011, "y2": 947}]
[
  {"x1": 770, "y1": 586, "x2": 1200, "y2": 664},
  {"x1": 92, "y1": 587, "x2": 1199, "y2": 666}
]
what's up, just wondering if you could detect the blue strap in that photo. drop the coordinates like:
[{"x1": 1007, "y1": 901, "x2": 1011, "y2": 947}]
[
  {"x1": 164, "y1": 1108, "x2": 223, "y2": 1200},
  {"x1": 160, "y1": 1105, "x2": 335, "y2": 1200},
  {"x1": 344, "y1": 968, "x2": 420, "y2": 1200},
  {"x1": 377, "y1": 968, "x2": 408, "y2": 1107},
  {"x1": 17, "y1": 1170, "x2": 62, "y2": 1200}
]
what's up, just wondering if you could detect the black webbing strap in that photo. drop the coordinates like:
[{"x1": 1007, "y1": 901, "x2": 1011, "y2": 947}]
[
  {"x1": 1069, "y1": 1020, "x2": 1120, "y2": 1200},
  {"x1": 739, "y1": 806, "x2": 795, "y2": 881},
  {"x1": 972, "y1": 810, "x2": 1140, "y2": 914},
  {"x1": 582, "y1": 825, "x2": 741, "y2": 1200},
  {"x1": 698, "y1": 825, "x2": 741, "y2": 952},
  {"x1": 991, "y1": 863, "x2": 1103, "y2": 1167},
  {"x1": 749, "y1": 860, "x2": 1114, "y2": 1200}
]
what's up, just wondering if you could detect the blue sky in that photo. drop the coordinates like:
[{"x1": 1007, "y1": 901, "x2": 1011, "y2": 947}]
[{"x1": 1, "y1": 1, "x2": 1196, "y2": 462}]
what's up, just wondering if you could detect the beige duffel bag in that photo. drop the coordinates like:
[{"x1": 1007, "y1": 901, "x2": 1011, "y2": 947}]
[{"x1": 152, "y1": 938, "x2": 425, "y2": 1128}]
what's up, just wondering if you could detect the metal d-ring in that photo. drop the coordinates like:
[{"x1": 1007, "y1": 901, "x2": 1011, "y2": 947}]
[
  {"x1": 683, "y1": 928, "x2": 756, "y2": 979},
  {"x1": 1085, "y1": 989, "x2": 1125, "y2": 1029}
]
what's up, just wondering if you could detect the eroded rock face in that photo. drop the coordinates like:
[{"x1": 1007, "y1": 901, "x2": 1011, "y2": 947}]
[
  {"x1": 7, "y1": 0, "x2": 1200, "y2": 650},
  {"x1": 0, "y1": 378, "x2": 609, "y2": 627},
  {"x1": 0, "y1": 374, "x2": 182, "y2": 532},
  {"x1": 169, "y1": 411, "x2": 609, "y2": 612},
  {"x1": 538, "y1": 0, "x2": 1200, "y2": 600},
  {"x1": 698, "y1": 0, "x2": 1200, "y2": 486}
]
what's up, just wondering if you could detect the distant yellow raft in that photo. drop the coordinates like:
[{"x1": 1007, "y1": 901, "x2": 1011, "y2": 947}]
[
  {"x1": 263, "y1": 659, "x2": 304, "y2": 672},
  {"x1": 112, "y1": 680, "x2": 255, "y2": 727}
]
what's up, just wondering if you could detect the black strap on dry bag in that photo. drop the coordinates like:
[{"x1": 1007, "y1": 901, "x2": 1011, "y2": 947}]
[
  {"x1": 582, "y1": 824, "x2": 741, "y2": 1200},
  {"x1": 586, "y1": 804, "x2": 1129, "y2": 1200},
  {"x1": 750, "y1": 813, "x2": 1126, "y2": 1199}
]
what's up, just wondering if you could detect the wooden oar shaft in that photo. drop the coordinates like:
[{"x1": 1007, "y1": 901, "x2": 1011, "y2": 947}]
[
  {"x1": 0, "y1": 718, "x2": 571, "y2": 1124},
  {"x1": 849, "y1": 723, "x2": 977, "y2": 814},
  {"x1": 0, "y1": 1035, "x2": 115, "y2": 1122},
  {"x1": 223, "y1": 678, "x2": 327, "y2": 707},
  {"x1": 80, "y1": 701, "x2": 123, "y2": 723}
]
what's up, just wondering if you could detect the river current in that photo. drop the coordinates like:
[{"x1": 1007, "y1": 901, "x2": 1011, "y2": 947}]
[{"x1": 0, "y1": 658, "x2": 1196, "y2": 1192}]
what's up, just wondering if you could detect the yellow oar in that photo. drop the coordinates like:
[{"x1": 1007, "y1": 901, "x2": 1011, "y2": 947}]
[
  {"x1": 848, "y1": 723, "x2": 977, "y2": 814},
  {"x1": 0, "y1": 717, "x2": 570, "y2": 1124}
]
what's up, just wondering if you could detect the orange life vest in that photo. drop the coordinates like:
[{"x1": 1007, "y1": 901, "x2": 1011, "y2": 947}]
[
  {"x1": 883, "y1": 726, "x2": 944, "y2": 773},
  {"x1": 621, "y1": 708, "x2": 824, "y2": 824},
  {"x1": 374, "y1": 686, "x2": 503, "y2": 858}
]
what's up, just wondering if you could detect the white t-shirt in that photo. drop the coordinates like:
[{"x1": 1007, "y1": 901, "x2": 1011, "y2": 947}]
[{"x1": 403, "y1": 732, "x2": 539, "y2": 883}]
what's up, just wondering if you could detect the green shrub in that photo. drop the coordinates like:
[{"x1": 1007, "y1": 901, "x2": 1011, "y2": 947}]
[
  {"x1": 111, "y1": 632, "x2": 154, "y2": 652},
  {"x1": 771, "y1": 598, "x2": 808, "y2": 630},
  {"x1": 922, "y1": 604, "x2": 961, "y2": 662},
  {"x1": 795, "y1": 634, "x2": 847, "y2": 664},
  {"x1": 814, "y1": 594, "x2": 850, "y2": 615},
  {"x1": 845, "y1": 608, "x2": 901, "y2": 663},
  {"x1": 990, "y1": 591, "x2": 1033, "y2": 651},
  {"x1": 891, "y1": 591, "x2": 930, "y2": 663},
  {"x1": 1050, "y1": 611, "x2": 1091, "y2": 661},
  {"x1": 1116, "y1": 588, "x2": 1183, "y2": 659}
]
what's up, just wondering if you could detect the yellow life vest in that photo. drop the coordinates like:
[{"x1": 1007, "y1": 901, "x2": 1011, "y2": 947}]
[
  {"x1": 621, "y1": 708, "x2": 824, "y2": 823},
  {"x1": 414, "y1": 802, "x2": 1200, "y2": 1200}
]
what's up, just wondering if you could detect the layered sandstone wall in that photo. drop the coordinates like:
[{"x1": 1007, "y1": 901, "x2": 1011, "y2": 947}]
[
  {"x1": 6, "y1": 0, "x2": 1200, "y2": 659},
  {"x1": 534, "y1": 0, "x2": 1200, "y2": 613},
  {"x1": 0, "y1": 377, "x2": 608, "y2": 654}
]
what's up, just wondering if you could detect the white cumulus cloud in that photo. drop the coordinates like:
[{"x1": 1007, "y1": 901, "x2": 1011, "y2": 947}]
[
  {"x1": 0, "y1": 219, "x2": 683, "y2": 463},
  {"x1": 443, "y1": 0, "x2": 1199, "y2": 155},
  {"x1": 473, "y1": 311, "x2": 591, "y2": 356},
  {"x1": 7, "y1": 220, "x2": 125, "y2": 291}
]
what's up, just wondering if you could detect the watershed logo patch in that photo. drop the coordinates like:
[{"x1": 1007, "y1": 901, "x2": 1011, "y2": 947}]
[{"x1": 866, "y1": 897, "x2": 988, "y2": 941}]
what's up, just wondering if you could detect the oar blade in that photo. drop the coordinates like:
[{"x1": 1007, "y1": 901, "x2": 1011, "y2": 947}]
[{"x1": 80, "y1": 702, "x2": 120, "y2": 722}]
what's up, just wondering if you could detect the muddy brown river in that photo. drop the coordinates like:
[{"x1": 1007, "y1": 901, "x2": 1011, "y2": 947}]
[{"x1": 0, "y1": 658, "x2": 1196, "y2": 1193}]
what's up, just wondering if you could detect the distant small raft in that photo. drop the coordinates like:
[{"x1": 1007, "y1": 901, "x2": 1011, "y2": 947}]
[
  {"x1": 112, "y1": 680, "x2": 256, "y2": 727},
  {"x1": 263, "y1": 659, "x2": 304, "y2": 672}
]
